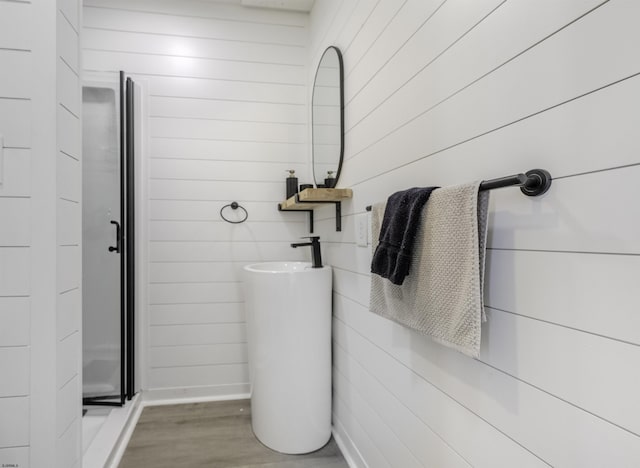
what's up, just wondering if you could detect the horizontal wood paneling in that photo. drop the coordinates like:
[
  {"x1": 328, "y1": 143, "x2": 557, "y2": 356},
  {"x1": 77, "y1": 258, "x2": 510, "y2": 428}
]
[
  {"x1": 487, "y1": 167, "x2": 640, "y2": 254},
  {"x1": 0, "y1": 448, "x2": 29, "y2": 468},
  {"x1": 333, "y1": 364, "x2": 425, "y2": 468},
  {"x1": 57, "y1": 288, "x2": 80, "y2": 341},
  {"x1": 150, "y1": 343, "x2": 247, "y2": 368},
  {"x1": 333, "y1": 345, "x2": 470, "y2": 468},
  {"x1": 149, "y1": 76, "x2": 306, "y2": 104},
  {"x1": 56, "y1": 375, "x2": 79, "y2": 437},
  {"x1": 481, "y1": 307, "x2": 640, "y2": 434},
  {"x1": 150, "y1": 200, "x2": 306, "y2": 223},
  {"x1": 57, "y1": 418, "x2": 80, "y2": 468},
  {"x1": 149, "y1": 138, "x2": 307, "y2": 163},
  {"x1": 57, "y1": 245, "x2": 80, "y2": 293},
  {"x1": 0, "y1": 396, "x2": 29, "y2": 448},
  {"x1": 150, "y1": 323, "x2": 246, "y2": 347},
  {"x1": 343, "y1": 76, "x2": 640, "y2": 216},
  {"x1": 58, "y1": 66, "x2": 80, "y2": 117},
  {"x1": 149, "y1": 220, "x2": 307, "y2": 242},
  {"x1": 0, "y1": 248, "x2": 29, "y2": 296},
  {"x1": 149, "y1": 240, "x2": 307, "y2": 263},
  {"x1": 57, "y1": 104, "x2": 81, "y2": 159},
  {"x1": 57, "y1": 332, "x2": 79, "y2": 390},
  {"x1": 84, "y1": 50, "x2": 305, "y2": 84},
  {"x1": 346, "y1": 0, "x2": 602, "y2": 129},
  {"x1": 333, "y1": 310, "x2": 548, "y2": 468},
  {"x1": 485, "y1": 249, "x2": 640, "y2": 344},
  {"x1": 83, "y1": 6, "x2": 306, "y2": 45},
  {"x1": 311, "y1": 0, "x2": 640, "y2": 466},
  {"x1": 0, "y1": 297, "x2": 29, "y2": 346},
  {"x1": 343, "y1": 1, "x2": 640, "y2": 185},
  {"x1": 150, "y1": 179, "x2": 295, "y2": 202},
  {"x1": 81, "y1": 0, "x2": 310, "y2": 396},
  {"x1": 149, "y1": 282, "x2": 242, "y2": 305},
  {"x1": 150, "y1": 262, "x2": 247, "y2": 284},
  {"x1": 0, "y1": 347, "x2": 29, "y2": 397},
  {"x1": 0, "y1": 198, "x2": 30, "y2": 245},
  {"x1": 335, "y1": 298, "x2": 640, "y2": 467},
  {"x1": 149, "y1": 117, "x2": 306, "y2": 143},
  {"x1": 57, "y1": 2, "x2": 82, "y2": 464},
  {"x1": 333, "y1": 389, "x2": 390, "y2": 468},
  {"x1": 0, "y1": 50, "x2": 31, "y2": 98},
  {"x1": 84, "y1": 0, "x2": 308, "y2": 26},
  {"x1": 150, "y1": 96, "x2": 306, "y2": 123},
  {"x1": 0, "y1": 149, "x2": 31, "y2": 197},
  {"x1": 59, "y1": 0, "x2": 79, "y2": 31},
  {"x1": 57, "y1": 152, "x2": 80, "y2": 202},
  {"x1": 0, "y1": 98, "x2": 30, "y2": 148},
  {"x1": 150, "y1": 159, "x2": 307, "y2": 182},
  {"x1": 57, "y1": 199, "x2": 80, "y2": 246},
  {"x1": 150, "y1": 302, "x2": 245, "y2": 326},
  {"x1": 0, "y1": 0, "x2": 33, "y2": 462},
  {"x1": 84, "y1": 28, "x2": 306, "y2": 65},
  {"x1": 148, "y1": 362, "x2": 249, "y2": 388},
  {"x1": 58, "y1": 10, "x2": 79, "y2": 73},
  {"x1": 0, "y1": 1, "x2": 31, "y2": 50}
]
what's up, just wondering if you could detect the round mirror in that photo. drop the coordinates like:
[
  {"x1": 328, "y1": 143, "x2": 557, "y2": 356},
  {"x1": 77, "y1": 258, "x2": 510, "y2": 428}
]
[{"x1": 312, "y1": 46, "x2": 344, "y2": 188}]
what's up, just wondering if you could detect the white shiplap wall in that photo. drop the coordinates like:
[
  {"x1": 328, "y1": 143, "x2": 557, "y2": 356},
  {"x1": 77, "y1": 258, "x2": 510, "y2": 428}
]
[
  {"x1": 56, "y1": 0, "x2": 82, "y2": 467},
  {"x1": 0, "y1": 1, "x2": 32, "y2": 466},
  {"x1": 310, "y1": 0, "x2": 640, "y2": 467},
  {"x1": 82, "y1": 0, "x2": 311, "y2": 396},
  {"x1": 1, "y1": 0, "x2": 82, "y2": 467}
]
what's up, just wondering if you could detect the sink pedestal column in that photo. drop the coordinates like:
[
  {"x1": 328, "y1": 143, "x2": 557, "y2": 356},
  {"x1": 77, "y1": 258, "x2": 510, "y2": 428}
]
[{"x1": 244, "y1": 262, "x2": 332, "y2": 454}]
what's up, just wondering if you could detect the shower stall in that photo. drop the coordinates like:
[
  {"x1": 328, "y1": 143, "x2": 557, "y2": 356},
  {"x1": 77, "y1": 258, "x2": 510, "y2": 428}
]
[{"x1": 82, "y1": 72, "x2": 138, "y2": 406}]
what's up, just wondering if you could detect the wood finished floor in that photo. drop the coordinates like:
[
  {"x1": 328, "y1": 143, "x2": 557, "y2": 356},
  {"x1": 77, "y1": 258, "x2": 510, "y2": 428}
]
[{"x1": 118, "y1": 399, "x2": 349, "y2": 468}]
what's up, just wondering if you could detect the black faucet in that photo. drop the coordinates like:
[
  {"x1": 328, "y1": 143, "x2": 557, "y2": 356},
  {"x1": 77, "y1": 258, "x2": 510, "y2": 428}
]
[{"x1": 291, "y1": 236, "x2": 323, "y2": 268}]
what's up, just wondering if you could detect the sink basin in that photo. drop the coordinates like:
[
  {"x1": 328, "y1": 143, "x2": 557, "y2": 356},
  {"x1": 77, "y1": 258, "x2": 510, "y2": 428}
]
[{"x1": 243, "y1": 261, "x2": 332, "y2": 454}]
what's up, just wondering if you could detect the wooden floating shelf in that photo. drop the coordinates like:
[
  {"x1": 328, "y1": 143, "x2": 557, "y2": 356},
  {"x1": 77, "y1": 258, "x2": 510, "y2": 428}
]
[
  {"x1": 278, "y1": 188, "x2": 353, "y2": 232},
  {"x1": 278, "y1": 188, "x2": 353, "y2": 211}
]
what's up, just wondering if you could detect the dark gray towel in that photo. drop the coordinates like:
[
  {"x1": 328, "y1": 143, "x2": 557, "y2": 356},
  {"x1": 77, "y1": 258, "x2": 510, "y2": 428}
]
[{"x1": 371, "y1": 186, "x2": 438, "y2": 285}]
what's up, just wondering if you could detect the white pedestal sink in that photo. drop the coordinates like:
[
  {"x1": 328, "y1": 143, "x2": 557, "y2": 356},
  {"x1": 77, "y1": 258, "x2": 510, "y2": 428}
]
[{"x1": 243, "y1": 261, "x2": 332, "y2": 454}]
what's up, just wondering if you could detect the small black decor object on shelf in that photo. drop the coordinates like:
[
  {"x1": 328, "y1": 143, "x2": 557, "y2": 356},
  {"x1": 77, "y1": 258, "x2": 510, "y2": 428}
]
[
  {"x1": 220, "y1": 201, "x2": 248, "y2": 224},
  {"x1": 324, "y1": 171, "x2": 337, "y2": 188},
  {"x1": 286, "y1": 170, "x2": 298, "y2": 199}
]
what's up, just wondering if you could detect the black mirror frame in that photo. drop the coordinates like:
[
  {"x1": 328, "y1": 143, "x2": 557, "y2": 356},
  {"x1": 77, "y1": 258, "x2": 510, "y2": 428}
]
[{"x1": 312, "y1": 45, "x2": 344, "y2": 188}]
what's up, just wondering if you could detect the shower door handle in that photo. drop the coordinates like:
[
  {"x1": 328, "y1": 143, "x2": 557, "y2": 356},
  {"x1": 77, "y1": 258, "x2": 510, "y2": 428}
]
[{"x1": 108, "y1": 220, "x2": 121, "y2": 253}]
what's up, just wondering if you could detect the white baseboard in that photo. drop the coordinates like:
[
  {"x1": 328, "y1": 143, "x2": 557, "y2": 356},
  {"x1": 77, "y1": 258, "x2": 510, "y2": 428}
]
[
  {"x1": 142, "y1": 383, "x2": 250, "y2": 406},
  {"x1": 332, "y1": 416, "x2": 367, "y2": 468}
]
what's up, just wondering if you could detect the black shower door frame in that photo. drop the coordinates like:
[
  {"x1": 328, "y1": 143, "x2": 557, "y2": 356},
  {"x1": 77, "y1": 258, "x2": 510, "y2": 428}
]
[{"x1": 83, "y1": 71, "x2": 136, "y2": 407}]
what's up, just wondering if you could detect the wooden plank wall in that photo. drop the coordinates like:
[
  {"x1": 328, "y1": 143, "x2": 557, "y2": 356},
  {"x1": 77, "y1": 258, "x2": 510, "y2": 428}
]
[
  {"x1": 0, "y1": 1, "x2": 32, "y2": 466},
  {"x1": 56, "y1": 0, "x2": 82, "y2": 467},
  {"x1": 310, "y1": 0, "x2": 640, "y2": 466},
  {"x1": 82, "y1": 0, "x2": 311, "y2": 395}
]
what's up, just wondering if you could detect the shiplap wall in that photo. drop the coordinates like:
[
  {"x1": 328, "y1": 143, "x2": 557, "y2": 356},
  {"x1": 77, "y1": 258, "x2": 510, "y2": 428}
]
[
  {"x1": 0, "y1": 1, "x2": 31, "y2": 465},
  {"x1": 1, "y1": 1, "x2": 82, "y2": 467},
  {"x1": 310, "y1": 0, "x2": 640, "y2": 466},
  {"x1": 56, "y1": 0, "x2": 82, "y2": 466},
  {"x1": 82, "y1": 0, "x2": 311, "y2": 395}
]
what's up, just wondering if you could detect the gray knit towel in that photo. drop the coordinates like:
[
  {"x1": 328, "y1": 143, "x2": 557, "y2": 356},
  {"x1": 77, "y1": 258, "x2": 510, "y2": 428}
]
[{"x1": 369, "y1": 181, "x2": 490, "y2": 358}]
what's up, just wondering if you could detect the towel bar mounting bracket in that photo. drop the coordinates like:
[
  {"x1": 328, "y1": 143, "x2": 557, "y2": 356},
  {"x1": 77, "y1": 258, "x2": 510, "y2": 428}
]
[{"x1": 520, "y1": 169, "x2": 552, "y2": 197}]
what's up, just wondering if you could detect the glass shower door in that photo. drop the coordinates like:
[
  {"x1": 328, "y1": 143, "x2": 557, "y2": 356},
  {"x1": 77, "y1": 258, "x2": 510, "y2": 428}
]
[{"x1": 82, "y1": 85, "x2": 122, "y2": 403}]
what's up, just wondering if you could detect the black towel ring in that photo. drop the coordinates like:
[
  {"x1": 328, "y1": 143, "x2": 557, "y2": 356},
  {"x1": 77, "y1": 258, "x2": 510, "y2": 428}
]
[{"x1": 220, "y1": 201, "x2": 248, "y2": 224}]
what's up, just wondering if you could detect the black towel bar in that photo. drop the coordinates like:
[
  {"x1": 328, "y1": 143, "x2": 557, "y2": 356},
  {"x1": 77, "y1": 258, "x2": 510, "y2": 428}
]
[{"x1": 365, "y1": 168, "x2": 551, "y2": 211}]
